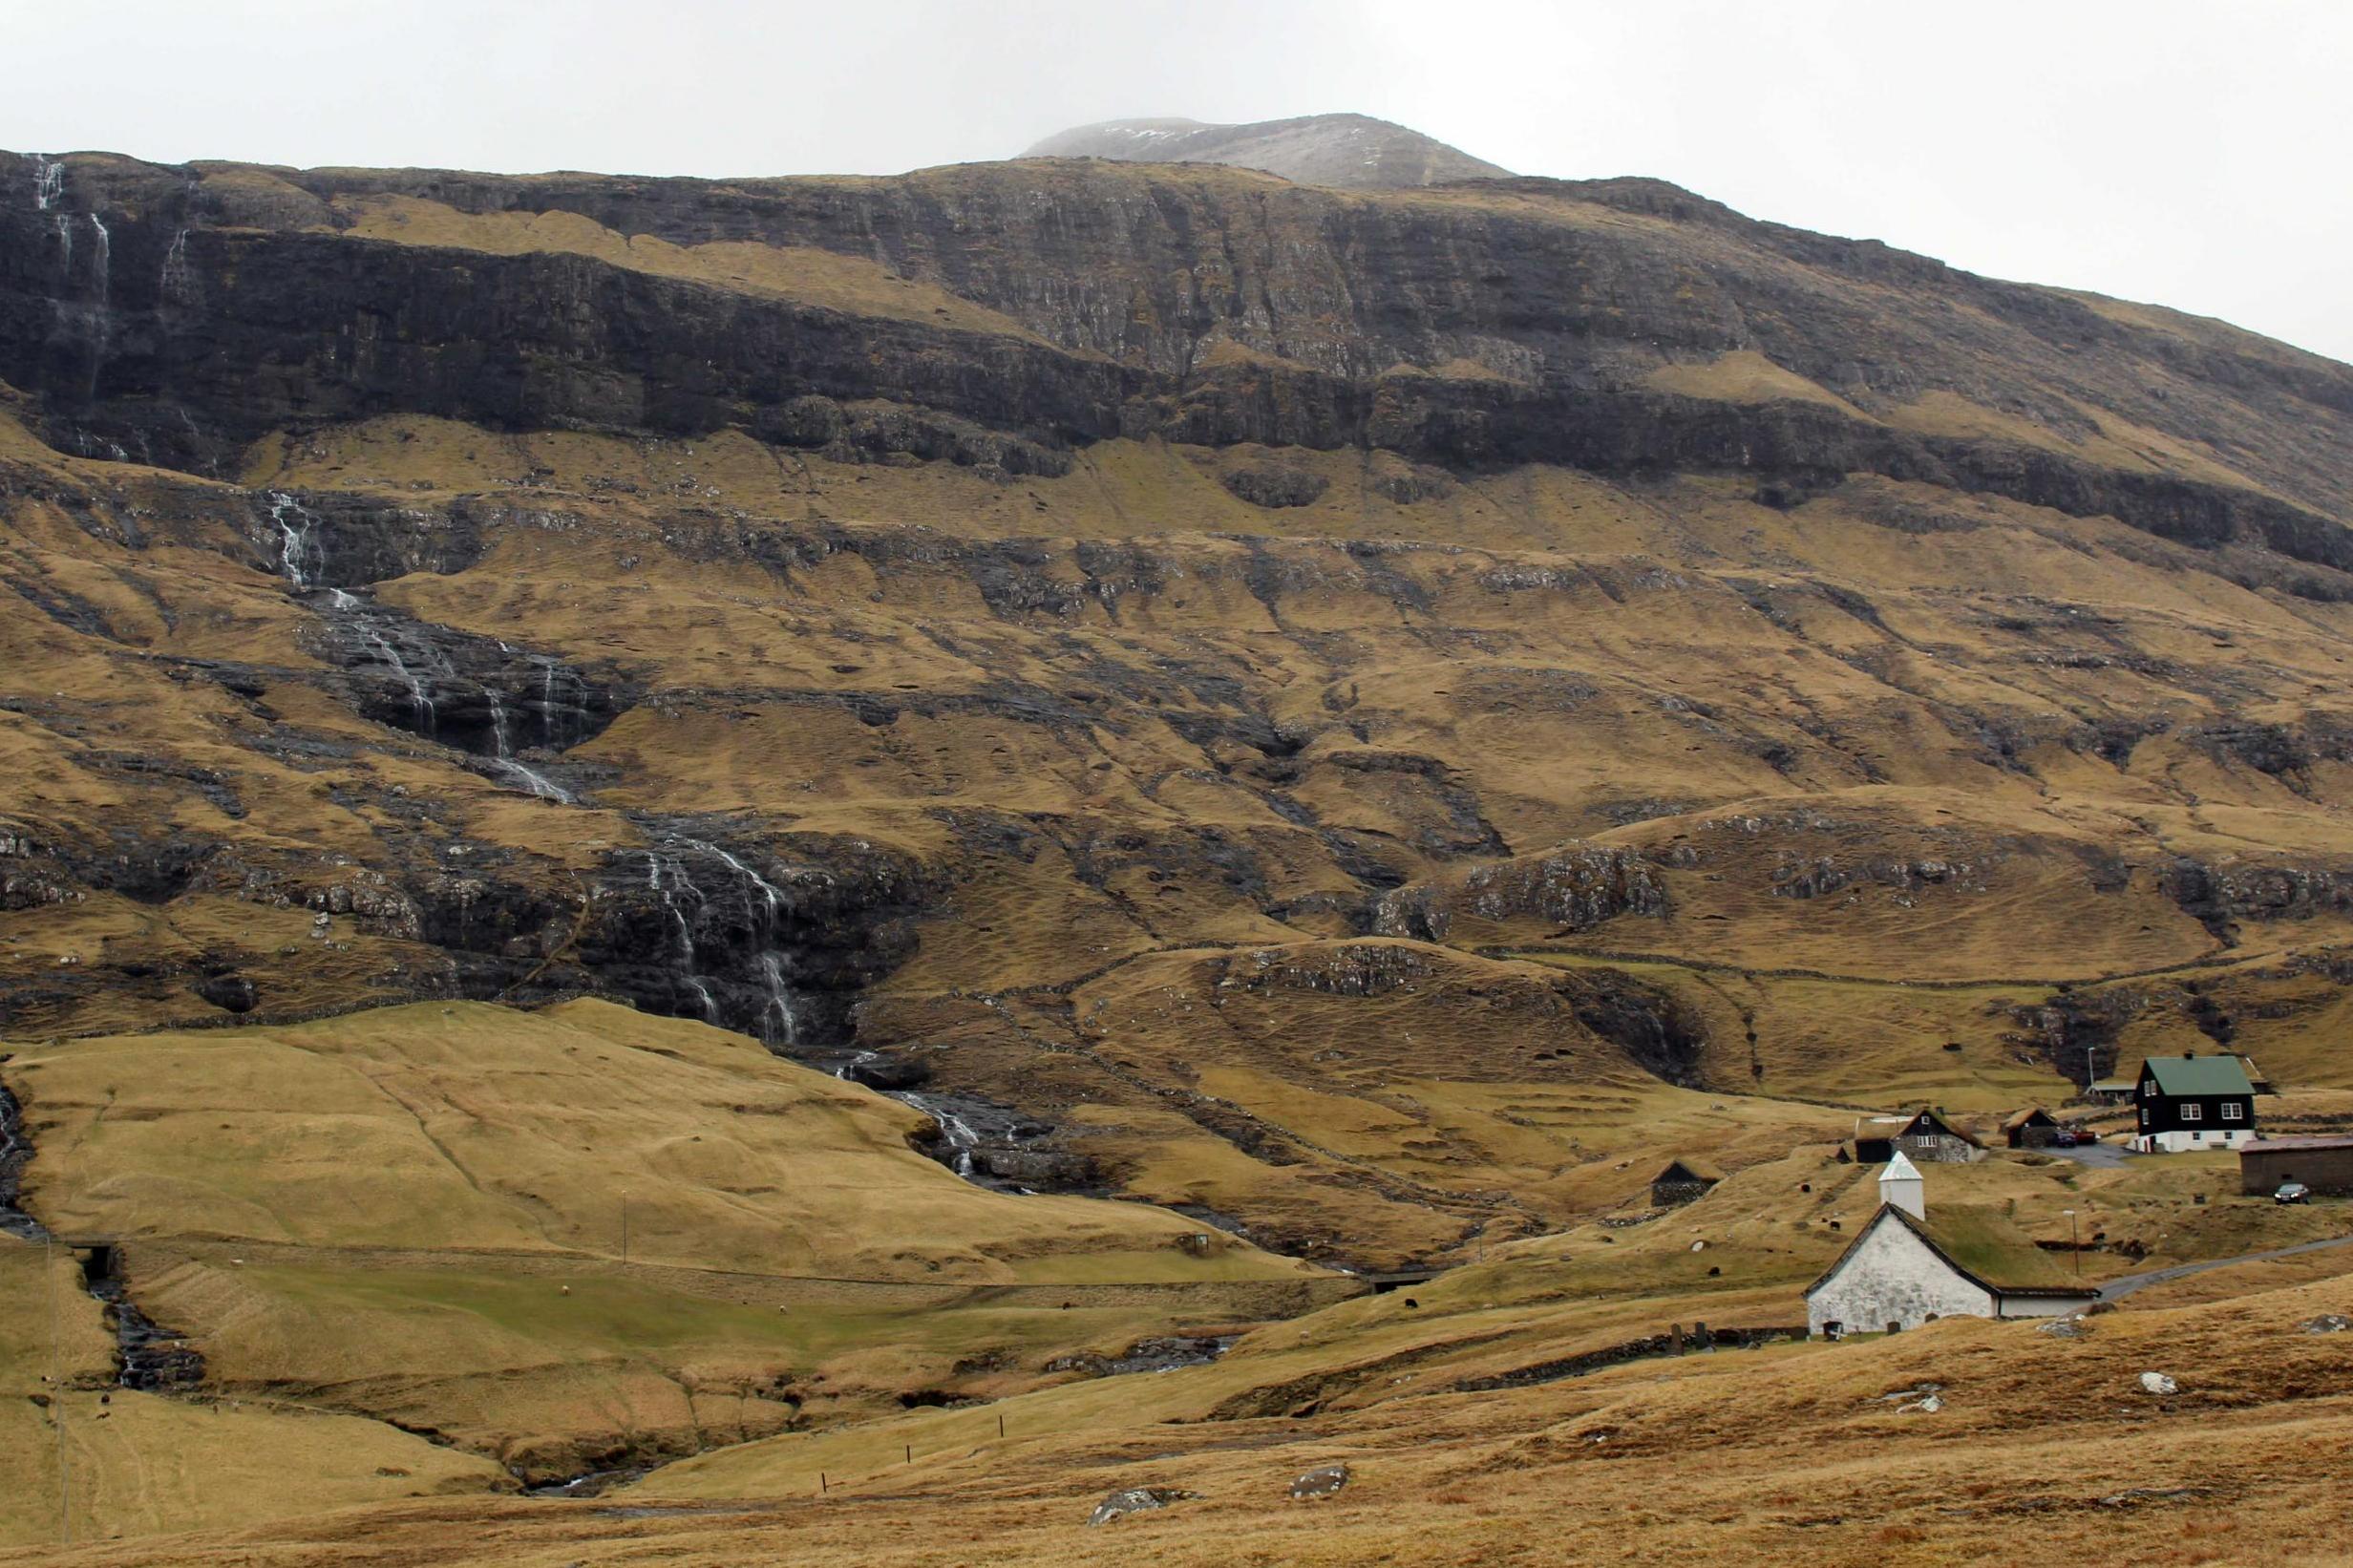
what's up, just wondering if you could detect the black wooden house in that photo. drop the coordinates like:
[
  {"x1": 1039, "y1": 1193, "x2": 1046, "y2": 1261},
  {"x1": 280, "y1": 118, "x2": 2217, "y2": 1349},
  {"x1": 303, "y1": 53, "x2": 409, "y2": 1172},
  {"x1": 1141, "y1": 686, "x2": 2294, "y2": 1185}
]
[{"x1": 2131, "y1": 1053, "x2": 2257, "y2": 1154}]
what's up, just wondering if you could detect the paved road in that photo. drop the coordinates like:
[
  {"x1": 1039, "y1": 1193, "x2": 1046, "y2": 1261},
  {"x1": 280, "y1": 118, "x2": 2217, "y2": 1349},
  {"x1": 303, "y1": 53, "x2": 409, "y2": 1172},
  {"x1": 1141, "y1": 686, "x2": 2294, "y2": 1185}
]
[
  {"x1": 2097, "y1": 1231, "x2": 2353, "y2": 1301},
  {"x1": 2040, "y1": 1140, "x2": 2130, "y2": 1169}
]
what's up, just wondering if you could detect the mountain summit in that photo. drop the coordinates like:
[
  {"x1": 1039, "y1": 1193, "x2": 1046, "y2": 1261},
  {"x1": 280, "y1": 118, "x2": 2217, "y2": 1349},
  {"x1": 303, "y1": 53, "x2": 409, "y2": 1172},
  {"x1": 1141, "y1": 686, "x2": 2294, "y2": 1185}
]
[{"x1": 1022, "y1": 111, "x2": 1511, "y2": 187}]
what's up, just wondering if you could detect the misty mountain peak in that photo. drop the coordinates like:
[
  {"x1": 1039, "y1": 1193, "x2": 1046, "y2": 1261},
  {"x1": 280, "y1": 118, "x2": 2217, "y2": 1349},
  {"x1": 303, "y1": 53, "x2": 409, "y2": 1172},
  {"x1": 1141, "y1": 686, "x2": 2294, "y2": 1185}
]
[{"x1": 1022, "y1": 111, "x2": 1511, "y2": 188}]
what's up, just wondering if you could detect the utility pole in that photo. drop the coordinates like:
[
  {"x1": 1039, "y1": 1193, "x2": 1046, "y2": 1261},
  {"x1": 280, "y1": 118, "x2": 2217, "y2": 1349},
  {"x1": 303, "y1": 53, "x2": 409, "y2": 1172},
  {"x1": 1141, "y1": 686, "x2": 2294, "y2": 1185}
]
[
  {"x1": 2064, "y1": 1209, "x2": 2080, "y2": 1276},
  {"x1": 620, "y1": 1192, "x2": 630, "y2": 1267}
]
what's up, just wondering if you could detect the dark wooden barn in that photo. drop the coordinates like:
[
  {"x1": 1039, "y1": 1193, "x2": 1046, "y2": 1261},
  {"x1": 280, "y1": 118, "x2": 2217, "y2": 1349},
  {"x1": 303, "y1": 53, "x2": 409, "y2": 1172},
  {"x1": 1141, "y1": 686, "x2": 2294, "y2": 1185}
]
[
  {"x1": 1651, "y1": 1157, "x2": 1724, "y2": 1207},
  {"x1": 2003, "y1": 1108, "x2": 2061, "y2": 1149}
]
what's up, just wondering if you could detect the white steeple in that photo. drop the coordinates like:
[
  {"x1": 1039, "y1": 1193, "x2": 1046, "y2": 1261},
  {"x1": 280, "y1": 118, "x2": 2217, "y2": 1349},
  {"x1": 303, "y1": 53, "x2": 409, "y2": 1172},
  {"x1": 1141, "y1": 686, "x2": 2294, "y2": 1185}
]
[{"x1": 1879, "y1": 1149, "x2": 1925, "y2": 1218}]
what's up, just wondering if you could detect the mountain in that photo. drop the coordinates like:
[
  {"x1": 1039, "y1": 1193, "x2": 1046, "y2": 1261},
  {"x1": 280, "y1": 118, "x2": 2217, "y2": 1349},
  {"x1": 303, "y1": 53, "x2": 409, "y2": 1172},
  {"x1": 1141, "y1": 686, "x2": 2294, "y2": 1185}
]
[
  {"x1": 5, "y1": 138, "x2": 2353, "y2": 1269},
  {"x1": 1021, "y1": 111, "x2": 1512, "y2": 186},
  {"x1": 8, "y1": 122, "x2": 2353, "y2": 1559}
]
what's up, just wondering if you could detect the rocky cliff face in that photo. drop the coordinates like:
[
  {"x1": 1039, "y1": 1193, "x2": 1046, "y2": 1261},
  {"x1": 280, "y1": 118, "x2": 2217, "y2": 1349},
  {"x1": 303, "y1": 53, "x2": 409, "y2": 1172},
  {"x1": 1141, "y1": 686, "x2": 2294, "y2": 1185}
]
[{"x1": 7, "y1": 150, "x2": 2349, "y2": 577}]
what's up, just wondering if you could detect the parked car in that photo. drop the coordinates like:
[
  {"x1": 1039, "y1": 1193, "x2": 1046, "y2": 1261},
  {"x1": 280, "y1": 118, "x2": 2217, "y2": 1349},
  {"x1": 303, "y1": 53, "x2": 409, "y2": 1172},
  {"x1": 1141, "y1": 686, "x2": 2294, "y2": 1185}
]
[
  {"x1": 2051, "y1": 1130, "x2": 2080, "y2": 1148},
  {"x1": 2276, "y1": 1181, "x2": 2313, "y2": 1205}
]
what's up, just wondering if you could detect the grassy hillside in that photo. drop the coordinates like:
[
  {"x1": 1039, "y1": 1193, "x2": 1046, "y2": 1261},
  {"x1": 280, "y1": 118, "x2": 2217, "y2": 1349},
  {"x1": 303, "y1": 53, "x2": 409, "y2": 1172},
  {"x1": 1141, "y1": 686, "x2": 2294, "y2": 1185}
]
[{"x1": 2, "y1": 1001, "x2": 1327, "y2": 1483}]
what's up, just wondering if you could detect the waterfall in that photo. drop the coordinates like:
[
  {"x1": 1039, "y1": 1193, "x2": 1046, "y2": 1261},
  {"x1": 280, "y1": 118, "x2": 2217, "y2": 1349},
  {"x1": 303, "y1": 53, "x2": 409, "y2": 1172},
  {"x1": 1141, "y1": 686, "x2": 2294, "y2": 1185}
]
[
  {"x1": 87, "y1": 212, "x2": 109, "y2": 302},
  {"x1": 31, "y1": 155, "x2": 63, "y2": 210},
  {"x1": 54, "y1": 214, "x2": 72, "y2": 266},
  {"x1": 350, "y1": 617, "x2": 439, "y2": 733},
  {"x1": 629, "y1": 831, "x2": 813, "y2": 1049},
  {"x1": 640, "y1": 850, "x2": 703, "y2": 967},
  {"x1": 267, "y1": 491, "x2": 323, "y2": 589},
  {"x1": 541, "y1": 658, "x2": 562, "y2": 744},
  {"x1": 898, "y1": 1093, "x2": 981, "y2": 1178},
  {"x1": 757, "y1": 953, "x2": 799, "y2": 1047},
  {"x1": 161, "y1": 228, "x2": 193, "y2": 302},
  {"x1": 676, "y1": 836, "x2": 785, "y2": 922},
  {"x1": 483, "y1": 689, "x2": 570, "y2": 800},
  {"x1": 494, "y1": 760, "x2": 572, "y2": 802}
]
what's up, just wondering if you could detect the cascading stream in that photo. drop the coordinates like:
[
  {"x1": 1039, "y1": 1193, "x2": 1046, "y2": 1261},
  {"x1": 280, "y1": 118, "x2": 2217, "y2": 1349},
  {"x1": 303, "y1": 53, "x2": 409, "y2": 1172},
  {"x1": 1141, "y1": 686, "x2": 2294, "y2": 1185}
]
[
  {"x1": 896, "y1": 1093, "x2": 982, "y2": 1178},
  {"x1": 0, "y1": 1079, "x2": 51, "y2": 1243},
  {"x1": 258, "y1": 490, "x2": 588, "y2": 800},
  {"x1": 2, "y1": 1083, "x2": 201, "y2": 1386},
  {"x1": 626, "y1": 831, "x2": 815, "y2": 1052}
]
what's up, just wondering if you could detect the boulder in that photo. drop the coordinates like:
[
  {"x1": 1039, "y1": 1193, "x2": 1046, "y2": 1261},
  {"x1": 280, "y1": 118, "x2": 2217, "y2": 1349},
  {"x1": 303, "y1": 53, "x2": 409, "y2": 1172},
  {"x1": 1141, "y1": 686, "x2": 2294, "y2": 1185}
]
[
  {"x1": 1290, "y1": 1464, "x2": 1349, "y2": 1499},
  {"x1": 2138, "y1": 1371, "x2": 2178, "y2": 1396},
  {"x1": 2300, "y1": 1314, "x2": 2350, "y2": 1334},
  {"x1": 194, "y1": 975, "x2": 259, "y2": 1014},
  {"x1": 1089, "y1": 1486, "x2": 1197, "y2": 1526}
]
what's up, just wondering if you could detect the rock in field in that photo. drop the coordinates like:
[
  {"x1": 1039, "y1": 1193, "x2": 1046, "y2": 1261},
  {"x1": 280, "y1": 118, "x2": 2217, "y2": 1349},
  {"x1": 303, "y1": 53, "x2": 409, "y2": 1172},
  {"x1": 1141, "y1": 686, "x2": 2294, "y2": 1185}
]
[
  {"x1": 2138, "y1": 1371, "x2": 2178, "y2": 1396},
  {"x1": 1089, "y1": 1486, "x2": 1197, "y2": 1526},
  {"x1": 1290, "y1": 1464, "x2": 1349, "y2": 1499}
]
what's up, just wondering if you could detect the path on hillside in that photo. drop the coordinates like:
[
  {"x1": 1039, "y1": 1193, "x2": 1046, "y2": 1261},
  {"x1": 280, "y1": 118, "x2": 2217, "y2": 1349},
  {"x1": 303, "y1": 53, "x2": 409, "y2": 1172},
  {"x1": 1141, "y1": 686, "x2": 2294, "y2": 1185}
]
[
  {"x1": 2097, "y1": 1232, "x2": 2353, "y2": 1301},
  {"x1": 1494, "y1": 944, "x2": 2247, "y2": 994}
]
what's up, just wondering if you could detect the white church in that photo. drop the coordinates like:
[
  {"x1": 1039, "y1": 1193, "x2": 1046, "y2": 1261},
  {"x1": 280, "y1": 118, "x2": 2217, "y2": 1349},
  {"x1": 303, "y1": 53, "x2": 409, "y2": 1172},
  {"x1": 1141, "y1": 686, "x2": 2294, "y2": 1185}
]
[{"x1": 1805, "y1": 1153, "x2": 2098, "y2": 1337}]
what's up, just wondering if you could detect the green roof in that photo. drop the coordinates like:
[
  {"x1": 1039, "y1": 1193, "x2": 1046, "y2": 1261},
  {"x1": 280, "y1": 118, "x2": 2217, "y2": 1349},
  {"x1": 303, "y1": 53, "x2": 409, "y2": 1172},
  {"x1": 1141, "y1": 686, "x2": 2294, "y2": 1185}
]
[
  {"x1": 1918, "y1": 1207, "x2": 2082, "y2": 1292},
  {"x1": 1808, "y1": 1204, "x2": 2094, "y2": 1300},
  {"x1": 2141, "y1": 1055, "x2": 2254, "y2": 1097}
]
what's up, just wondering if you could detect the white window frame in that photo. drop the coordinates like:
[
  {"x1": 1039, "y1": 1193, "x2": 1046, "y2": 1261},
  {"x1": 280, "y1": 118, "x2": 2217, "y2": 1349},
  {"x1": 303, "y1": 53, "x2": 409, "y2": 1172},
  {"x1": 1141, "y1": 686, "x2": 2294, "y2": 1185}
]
[
  {"x1": 2221, "y1": 1102, "x2": 2244, "y2": 1122},
  {"x1": 2180, "y1": 1103, "x2": 2202, "y2": 1122}
]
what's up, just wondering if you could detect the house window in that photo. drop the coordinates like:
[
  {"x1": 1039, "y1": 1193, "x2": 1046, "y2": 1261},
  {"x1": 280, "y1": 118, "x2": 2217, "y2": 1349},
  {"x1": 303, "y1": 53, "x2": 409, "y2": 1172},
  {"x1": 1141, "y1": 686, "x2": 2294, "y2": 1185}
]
[
  {"x1": 2221, "y1": 1103, "x2": 2244, "y2": 1122},
  {"x1": 2180, "y1": 1104, "x2": 2201, "y2": 1122},
  {"x1": 2142, "y1": 1081, "x2": 2154, "y2": 1097}
]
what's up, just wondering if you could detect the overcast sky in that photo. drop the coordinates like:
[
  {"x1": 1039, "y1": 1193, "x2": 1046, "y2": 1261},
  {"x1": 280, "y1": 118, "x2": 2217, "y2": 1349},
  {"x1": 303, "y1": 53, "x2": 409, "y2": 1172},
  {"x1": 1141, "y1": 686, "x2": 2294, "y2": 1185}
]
[{"x1": 5, "y1": 0, "x2": 2347, "y2": 363}]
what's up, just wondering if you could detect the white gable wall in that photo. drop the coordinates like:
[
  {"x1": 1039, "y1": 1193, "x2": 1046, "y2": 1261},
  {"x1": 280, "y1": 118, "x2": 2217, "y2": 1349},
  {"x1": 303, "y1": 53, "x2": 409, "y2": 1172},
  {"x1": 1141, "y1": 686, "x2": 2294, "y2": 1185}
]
[{"x1": 1806, "y1": 1214, "x2": 1995, "y2": 1335}]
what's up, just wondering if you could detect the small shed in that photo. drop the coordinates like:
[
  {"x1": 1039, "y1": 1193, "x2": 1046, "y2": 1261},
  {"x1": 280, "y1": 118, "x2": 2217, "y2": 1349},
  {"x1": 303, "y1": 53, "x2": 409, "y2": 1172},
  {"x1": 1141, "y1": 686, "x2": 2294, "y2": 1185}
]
[
  {"x1": 2085, "y1": 1078, "x2": 2135, "y2": 1105},
  {"x1": 2003, "y1": 1108, "x2": 2061, "y2": 1149},
  {"x1": 1853, "y1": 1108, "x2": 1983, "y2": 1165},
  {"x1": 1650, "y1": 1157, "x2": 1724, "y2": 1208},
  {"x1": 2239, "y1": 1134, "x2": 2353, "y2": 1197}
]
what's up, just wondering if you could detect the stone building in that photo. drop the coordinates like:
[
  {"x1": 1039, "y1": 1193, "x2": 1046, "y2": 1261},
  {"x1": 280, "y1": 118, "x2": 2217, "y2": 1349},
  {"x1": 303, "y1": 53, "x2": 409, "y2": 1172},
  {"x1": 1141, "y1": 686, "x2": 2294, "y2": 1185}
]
[
  {"x1": 1806, "y1": 1156, "x2": 2095, "y2": 1336},
  {"x1": 1852, "y1": 1108, "x2": 1982, "y2": 1165}
]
